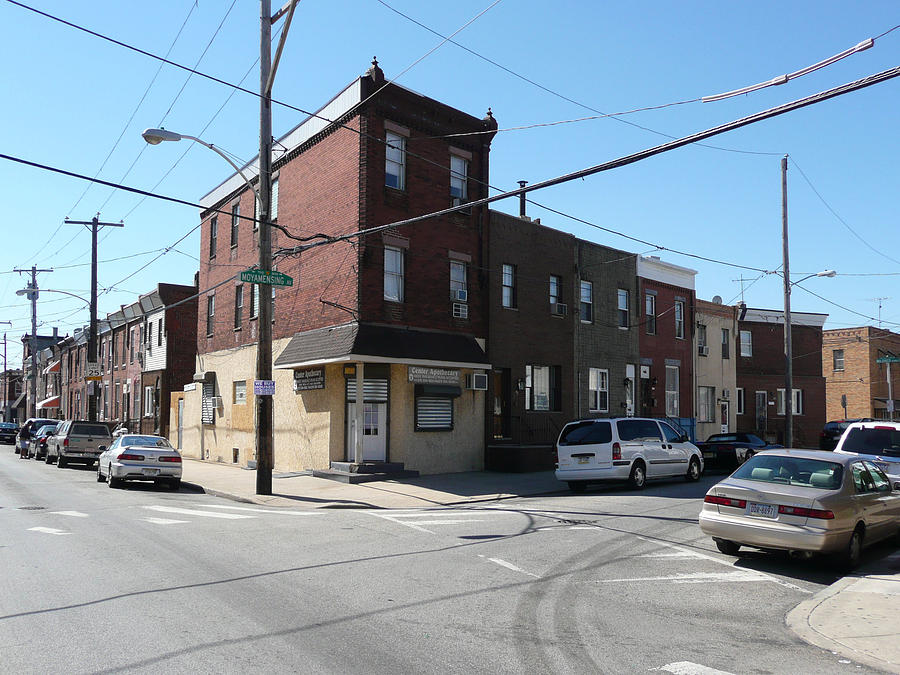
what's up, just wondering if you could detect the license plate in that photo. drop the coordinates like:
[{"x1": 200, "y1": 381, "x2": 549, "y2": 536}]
[
  {"x1": 748, "y1": 502, "x2": 777, "y2": 518},
  {"x1": 578, "y1": 456, "x2": 590, "y2": 464},
  {"x1": 142, "y1": 468, "x2": 160, "y2": 476},
  {"x1": 702, "y1": 452, "x2": 715, "y2": 459}
]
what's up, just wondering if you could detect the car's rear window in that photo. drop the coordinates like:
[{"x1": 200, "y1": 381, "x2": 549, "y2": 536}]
[
  {"x1": 708, "y1": 434, "x2": 737, "y2": 442},
  {"x1": 122, "y1": 435, "x2": 174, "y2": 448},
  {"x1": 733, "y1": 455, "x2": 844, "y2": 489},
  {"x1": 71, "y1": 423, "x2": 112, "y2": 436},
  {"x1": 841, "y1": 428, "x2": 900, "y2": 458},
  {"x1": 559, "y1": 421, "x2": 612, "y2": 445},
  {"x1": 617, "y1": 419, "x2": 662, "y2": 442},
  {"x1": 0, "y1": 422, "x2": 17, "y2": 429}
]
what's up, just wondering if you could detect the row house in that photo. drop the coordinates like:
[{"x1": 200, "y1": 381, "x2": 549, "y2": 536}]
[
  {"x1": 2, "y1": 368, "x2": 24, "y2": 422},
  {"x1": 735, "y1": 307, "x2": 827, "y2": 447},
  {"x1": 694, "y1": 298, "x2": 739, "y2": 440},
  {"x1": 175, "y1": 59, "x2": 496, "y2": 474},
  {"x1": 20, "y1": 328, "x2": 60, "y2": 420},
  {"x1": 823, "y1": 326, "x2": 900, "y2": 421}
]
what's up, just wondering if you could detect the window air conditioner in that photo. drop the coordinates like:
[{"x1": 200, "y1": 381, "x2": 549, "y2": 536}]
[
  {"x1": 452, "y1": 303, "x2": 469, "y2": 319},
  {"x1": 698, "y1": 345, "x2": 709, "y2": 356},
  {"x1": 210, "y1": 396, "x2": 223, "y2": 408},
  {"x1": 553, "y1": 302, "x2": 568, "y2": 316},
  {"x1": 466, "y1": 373, "x2": 488, "y2": 390},
  {"x1": 453, "y1": 289, "x2": 468, "y2": 303}
]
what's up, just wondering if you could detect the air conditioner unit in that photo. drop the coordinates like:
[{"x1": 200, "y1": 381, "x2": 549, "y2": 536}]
[
  {"x1": 552, "y1": 302, "x2": 568, "y2": 316},
  {"x1": 698, "y1": 345, "x2": 709, "y2": 356},
  {"x1": 209, "y1": 396, "x2": 223, "y2": 408},
  {"x1": 452, "y1": 303, "x2": 469, "y2": 319},
  {"x1": 466, "y1": 373, "x2": 488, "y2": 390},
  {"x1": 453, "y1": 289, "x2": 468, "y2": 303}
]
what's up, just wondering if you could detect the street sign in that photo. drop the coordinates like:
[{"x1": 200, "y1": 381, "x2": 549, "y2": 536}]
[
  {"x1": 240, "y1": 269, "x2": 293, "y2": 287},
  {"x1": 254, "y1": 380, "x2": 276, "y2": 396},
  {"x1": 85, "y1": 361, "x2": 102, "y2": 381},
  {"x1": 876, "y1": 356, "x2": 900, "y2": 363}
]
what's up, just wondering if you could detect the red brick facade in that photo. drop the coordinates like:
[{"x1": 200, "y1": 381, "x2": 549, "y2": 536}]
[{"x1": 823, "y1": 326, "x2": 900, "y2": 420}]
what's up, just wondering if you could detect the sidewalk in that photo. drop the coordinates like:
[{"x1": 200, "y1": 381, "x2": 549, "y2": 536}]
[
  {"x1": 787, "y1": 551, "x2": 900, "y2": 674},
  {"x1": 180, "y1": 457, "x2": 565, "y2": 509}
]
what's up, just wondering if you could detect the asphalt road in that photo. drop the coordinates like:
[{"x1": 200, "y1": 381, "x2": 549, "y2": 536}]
[{"x1": 1, "y1": 450, "x2": 890, "y2": 674}]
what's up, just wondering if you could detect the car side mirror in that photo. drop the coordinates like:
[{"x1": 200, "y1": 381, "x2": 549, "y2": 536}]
[
  {"x1": 894, "y1": 482, "x2": 900, "y2": 491},
  {"x1": 98, "y1": 445, "x2": 107, "y2": 453},
  {"x1": 680, "y1": 435, "x2": 689, "y2": 443}
]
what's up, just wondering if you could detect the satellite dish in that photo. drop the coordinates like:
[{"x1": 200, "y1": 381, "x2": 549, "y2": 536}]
[{"x1": 712, "y1": 295, "x2": 723, "y2": 304}]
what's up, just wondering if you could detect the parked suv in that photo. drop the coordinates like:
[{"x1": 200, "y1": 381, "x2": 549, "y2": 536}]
[
  {"x1": 48, "y1": 420, "x2": 112, "y2": 468},
  {"x1": 556, "y1": 417, "x2": 704, "y2": 493},
  {"x1": 833, "y1": 420, "x2": 900, "y2": 481},
  {"x1": 16, "y1": 418, "x2": 57, "y2": 455}
]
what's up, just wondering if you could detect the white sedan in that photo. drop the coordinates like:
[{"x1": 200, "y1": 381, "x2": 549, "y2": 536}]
[{"x1": 97, "y1": 434, "x2": 182, "y2": 490}]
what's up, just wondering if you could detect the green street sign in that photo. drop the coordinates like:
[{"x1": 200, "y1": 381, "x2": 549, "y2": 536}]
[
  {"x1": 876, "y1": 356, "x2": 900, "y2": 363},
  {"x1": 239, "y1": 269, "x2": 294, "y2": 287}
]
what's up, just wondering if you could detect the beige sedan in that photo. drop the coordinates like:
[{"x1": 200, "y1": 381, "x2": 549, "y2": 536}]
[{"x1": 699, "y1": 449, "x2": 900, "y2": 569}]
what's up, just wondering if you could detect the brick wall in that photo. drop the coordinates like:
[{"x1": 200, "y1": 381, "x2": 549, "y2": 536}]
[{"x1": 824, "y1": 326, "x2": 900, "y2": 420}]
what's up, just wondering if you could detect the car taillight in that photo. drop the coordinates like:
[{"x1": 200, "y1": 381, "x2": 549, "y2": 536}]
[
  {"x1": 159, "y1": 456, "x2": 182, "y2": 463},
  {"x1": 612, "y1": 442, "x2": 621, "y2": 461},
  {"x1": 118, "y1": 453, "x2": 145, "y2": 461},
  {"x1": 704, "y1": 494, "x2": 747, "y2": 508},
  {"x1": 778, "y1": 505, "x2": 834, "y2": 519},
  {"x1": 63, "y1": 438, "x2": 69, "y2": 447}
]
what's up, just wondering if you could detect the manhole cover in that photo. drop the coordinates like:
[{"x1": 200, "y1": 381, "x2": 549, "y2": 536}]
[{"x1": 18, "y1": 506, "x2": 46, "y2": 511}]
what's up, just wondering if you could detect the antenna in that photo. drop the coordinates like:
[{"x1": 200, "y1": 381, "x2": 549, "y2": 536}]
[
  {"x1": 867, "y1": 297, "x2": 890, "y2": 328},
  {"x1": 732, "y1": 276, "x2": 751, "y2": 303}
]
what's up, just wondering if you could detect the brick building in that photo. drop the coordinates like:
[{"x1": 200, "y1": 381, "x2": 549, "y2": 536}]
[
  {"x1": 177, "y1": 60, "x2": 496, "y2": 475},
  {"x1": 823, "y1": 326, "x2": 900, "y2": 421},
  {"x1": 735, "y1": 307, "x2": 827, "y2": 447}
]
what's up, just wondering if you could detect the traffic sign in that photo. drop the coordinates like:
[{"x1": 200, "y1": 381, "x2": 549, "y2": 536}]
[
  {"x1": 240, "y1": 269, "x2": 293, "y2": 287},
  {"x1": 85, "y1": 361, "x2": 102, "y2": 381}
]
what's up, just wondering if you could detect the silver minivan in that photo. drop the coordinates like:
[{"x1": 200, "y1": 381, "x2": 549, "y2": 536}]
[{"x1": 555, "y1": 417, "x2": 704, "y2": 492}]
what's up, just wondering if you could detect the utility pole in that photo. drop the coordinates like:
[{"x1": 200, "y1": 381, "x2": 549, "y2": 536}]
[
  {"x1": 14, "y1": 267, "x2": 52, "y2": 419},
  {"x1": 0, "y1": 326, "x2": 11, "y2": 421},
  {"x1": 782, "y1": 155, "x2": 794, "y2": 449},
  {"x1": 64, "y1": 215, "x2": 123, "y2": 422}
]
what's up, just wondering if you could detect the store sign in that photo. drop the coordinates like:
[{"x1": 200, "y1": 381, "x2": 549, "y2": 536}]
[
  {"x1": 183, "y1": 383, "x2": 197, "y2": 392},
  {"x1": 408, "y1": 366, "x2": 459, "y2": 386},
  {"x1": 254, "y1": 380, "x2": 276, "y2": 396},
  {"x1": 294, "y1": 368, "x2": 325, "y2": 391}
]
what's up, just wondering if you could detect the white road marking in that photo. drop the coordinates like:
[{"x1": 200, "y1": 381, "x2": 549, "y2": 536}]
[
  {"x1": 402, "y1": 519, "x2": 485, "y2": 525},
  {"x1": 638, "y1": 551, "x2": 707, "y2": 559},
  {"x1": 367, "y1": 510, "x2": 503, "y2": 534},
  {"x1": 382, "y1": 511, "x2": 490, "y2": 517},
  {"x1": 142, "y1": 517, "x2": 189, "y2": 525},
  {"x1": 654, "y1": 661, "x2": 735, "y2": 675},
  {"x1": 599, "y1": 571, "x2": 767, "y2": 585},
  {"x1": 49, "y1": 511, "x2": 89, "y2": 518},
  {"x1": 28, "y1": 527, "x2": 70, "y2": 536},
  {"x1": 142, "y1": 505, "x2": 255, "y2": 519},
  {"x1": 484, "y1": 556, "x2": 540, "y2": 578},
  {"x1": 202, "y1": 505, "x2": 323, "y2": 515}
]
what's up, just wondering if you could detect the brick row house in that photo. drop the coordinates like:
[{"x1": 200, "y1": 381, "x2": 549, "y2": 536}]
[{"x1": 823, "y1": 326, "x2": 900, "y2": 421}]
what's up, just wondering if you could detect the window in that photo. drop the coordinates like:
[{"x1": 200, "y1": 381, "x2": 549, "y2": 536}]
[
  {"x1": 524, "y1": 365, "x2": 561, "y2": 412},
  {"x1": 450, "y1": 155, "x2": 468, "y2": 203},
  {"x1": 579, "y1": 280, "x2": 593, "y2": 322},
  {"x1": 665, "y1": 365, "x2": 680, "y2": 417},
  {"x1": 617, "y1": 419, "x2": 662, "y2": 442},
  {"x1": 740, "y1": 330, "x2": 752, "y2": 357},
  {"x1": 645, "y1": 293, "x2": 656, "y2": 334},
  {"x1": 550, "y1": 275, "x2": 561, "y2": 305},
  {"x1": 502, "y1": 264, "x2": 517, "y2": 309},
  {"x1": 415, "y1": 396, "x2": 453, "y2": 431},
  {"x1": 776, "y1": 388, "x2": 804, "y2": 415},
  {"x1": 384, "y1": 246, "x2": 404, "y2": 302},
  {"x1": 206, "y1": 295, "x2": 215, "y2": 336},
  {"x1": 209, "y1": 216, "x2": 217, "y2": 258},
  {"x1": 271, "y1": 176, "x2": 279, "y2": 220},
  {"x1": 250, "y1": 283, "x2": 259, "y2": 319},
  {"x1": 233, "y1": 380, "x2": 247, "y2": 405},
  {"x1": 736, "y1": 388, "x2": 745, "y2": 415},
  {"x1": 146, "y1": 322, "x2": 152, "y2": 348},
  {"x1": 450, "y1": 261, "x2": 467, "y2": 298},
  {"x1": 234, "y1": 285, "x2": 244, "y2": 329},
  {"x1": 385, "y1": 131, "x2": 406, "y2": 190},
  {"x1": 698, "y1": 324, "x2": 707, "y2": 355},
  {"x1": 698, "y1": 386, "x2": 715, "y2": 422},
  {"x1": 589, "y1": 368, "x2": 609, "y2": 412},
  {"x1": 617, "y1": 289, "x2": 629, "y2": 328},
  {"x1": 833, "y1": 349, "x2": 845, "y2": 371},
  {"x1": 157, "y1": 318, "x2": 162, "y2": 347},
  {"x1": 230, "y1": 202, "x2": 240, "y2": 247},
  {"x1": 144, "y1": 385, "x2": 154, "y2": 417},
  {"x1": 722, "y1": 328, "x2": 730, "y2": 359},
  {"x1": 674, "y1": 300, "x2": 685, "y2": 339}
]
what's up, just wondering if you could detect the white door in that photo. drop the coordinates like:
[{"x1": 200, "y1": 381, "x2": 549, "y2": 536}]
[{"x1": 347, "y1": 402, "x2": 387, "y2": 461}]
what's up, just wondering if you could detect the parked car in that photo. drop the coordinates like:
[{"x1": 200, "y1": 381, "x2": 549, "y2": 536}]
[
  {"x1": 820, "y1": 419, "x2": 874, "y2": 451},
  {"x1": 834, "y1": 421, "x2": 900, "y2": 481},
  {"x1": 697, "y1": 432, "x2": 781, "y2": 471},
  {"x1": 97, "y1": 434, "x2": 182, "y2": 490},
  {"x1": 16, "y1": 418, "x2": 58, "y2": 455},
  {"x1": 555, "y1": 417, "x2": 703, "y2": 493},
  {"x1": 28, "y1": 422, "x2": 61, "y2": 460},
  {"x1": 0, "y1": 421, "x2": 19, "y2": 444},
  {"x1": 699, "y1": 449, "x2": 900, "y2": 570},
  {"x1": 47, "y1": 420, "x2": 112, "y2": 467}
]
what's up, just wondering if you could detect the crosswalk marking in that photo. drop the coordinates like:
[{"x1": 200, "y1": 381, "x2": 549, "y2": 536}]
[
  {"x1": 655, "y1": 661, "x2": 735, "y2": 675},
  {"x1": 368, "y1": 509, "x2": 502, "y2": 534},
  {"x1": 28, "y1": 527, "x2": 70, "y2": 536},
  {"x1": 486, "y1": 557, "x2": 540, "y2": 578},
  {"x1": 49, "y1": 511, "x2": 89, "y2": 518},
  {"x1": 598, "y1": 571, "x2": 767, "y2": 585},
  {"x1": 142, "y1": 517, "x2": 190, "y2": 525},
  {"x1": 203, "y1": 505, "x2": 322, "y2": 516},
  {"x1": 142, "y1": 505, "x2": 255, "y2": 519}
]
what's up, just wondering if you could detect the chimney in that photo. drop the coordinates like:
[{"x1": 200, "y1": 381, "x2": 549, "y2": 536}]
[{"x1": 518, "y1": 181, "x2": 527, "y2": 218}]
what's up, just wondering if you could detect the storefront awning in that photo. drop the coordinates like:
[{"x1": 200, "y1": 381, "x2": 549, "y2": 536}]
[
  {"x1": 37, "y1": 395, "x2": 60, "y2": 409},
  {"x1": 274, "y1": 322, "x2": 490, "y2": 371},
  {"x1": 42, "y1": 359, "x2": 61, "y2": 375}
]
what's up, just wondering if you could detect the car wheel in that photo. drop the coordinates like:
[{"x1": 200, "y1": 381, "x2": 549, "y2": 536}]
[
  {"x1": 45, "y1": 451, "x2": 53, "y2": 464},
  {"x1": 836, "y1": 527, "x2": 864, "y2": 571},
  {"x1": 715, "y1": 539, "x2": 741, "y2": 556},
  {"x1": 107, "y1": 469, "x2": 122, "y2": 489},
  {"x1": 96, "y1": 463, "x2": 105, "y2": 482},
  {"x1": 57, "y1": 456, "x2": 67, "y2": 468},
  {"x1": 628, "y1": 461, "x2": 646, "y2": 490},
  {"x1": 686, "y1": 457, "x2": 701, "y2": 481},
  {"x1": 567, "y1": 481, "x2": 587, "y2": 494}
]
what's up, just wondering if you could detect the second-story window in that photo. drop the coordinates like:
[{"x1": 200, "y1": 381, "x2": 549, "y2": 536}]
[
  {"x1": 206, "y1": 294, "x2": 215, "y2": 337},
  {"x1": 674, "y1": 300, "x2": 685, "y2": 339},
  {"x1": 234, "y1": 285, "x2": 244, "y2": 329},
  {"x1": 385, "y1": 131, "x2": 406, "y2": 190},
  {"x1": 209, "y1": 215, "x2": 217, "y2": 258},
  {"x1": 645, "y1": 293, "x2": 656, "y2": 334},
  {"x1": 550, "y1": 275, "x2": 561, "y2": 306},
  {"x1": 157, "y1": 318, "x2": 162, "y2": 347},
  {"x1": 384, "y1": 246, "x2": 404, "y2": 302},
  {"x1": 579, "y1": 280, "x2": 593, "y2": 322},
  {"x1": 502, "y1": 264, "x2": 517, "y2": 309},
  {"x1": 250, "y1": 283, "x2": 259, "y2": 319},
  {"x1": 450, "y1": 155, "x2": 468, "y2": 204},
  {"x1": 617, "y1": 289, "x2": 629, "y2": 328},
  {"x1": 740, "y1": 330, "x2": 752, "y2": 357},
  {"x1": 271, "y1": 176, "x2": 279, "y2": 220},
  {"x1": 833, "y1": 349, "x2": 844, "y2": 371},
  {"x1": 230, "y1": 202, "x2": 240, "y2": 247},
  {"x1": 698, "y1": 324, "x2": 707, "y2": 352},
  {"x1": 722, "y1": 328, "x2": 730, "y2": 359},
  {"x1": 450, "y1": 261, "x2": 467, "y2": 300}
]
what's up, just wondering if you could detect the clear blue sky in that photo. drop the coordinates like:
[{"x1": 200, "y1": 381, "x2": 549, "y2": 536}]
[{"x1": 1, "y1": 0, "x2": 898, "y2": 369}]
